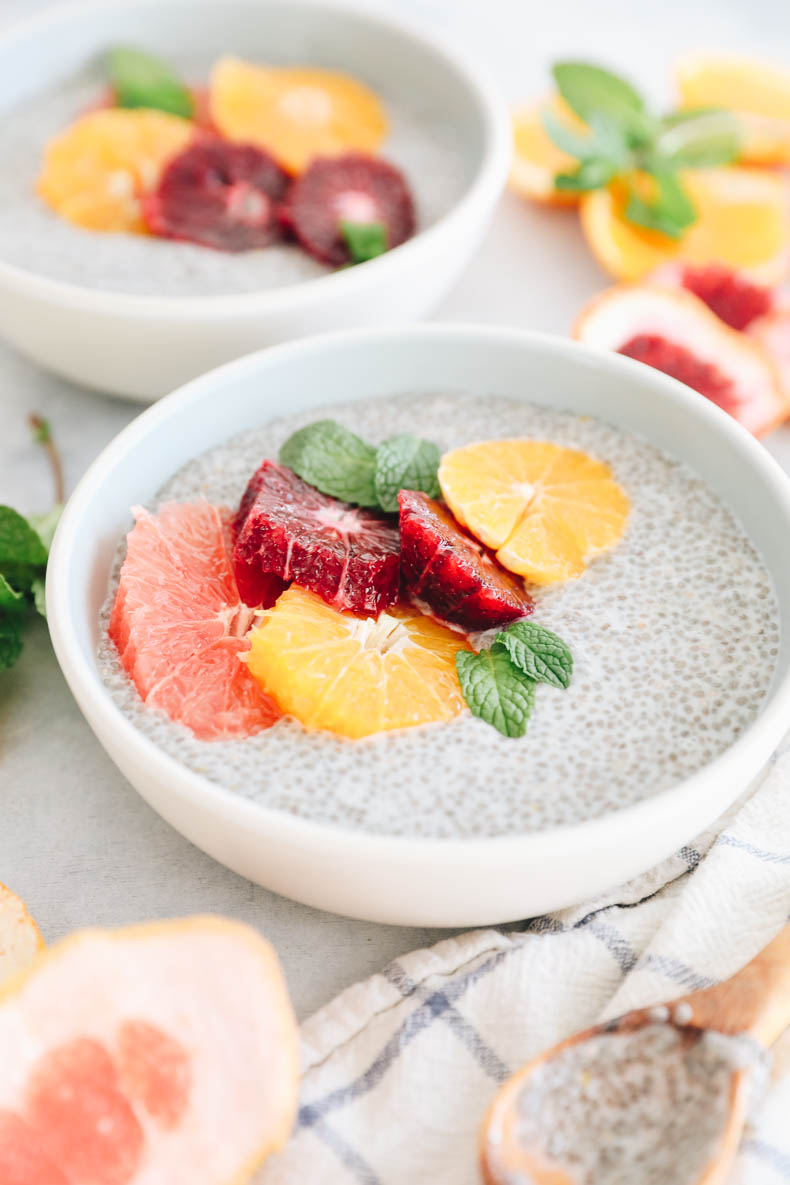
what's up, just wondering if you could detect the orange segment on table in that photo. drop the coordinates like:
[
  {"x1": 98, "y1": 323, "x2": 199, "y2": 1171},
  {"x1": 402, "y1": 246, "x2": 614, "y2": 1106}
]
[
  {"x1": 209, "y1": 56, "x2": 388, "y2": 174},
  {"x1": 37, "y1": 108, "x2": 195, "y2": 232},
  {"x1": 439, "y1": 441, "x2": 630, "y2": 585},
  {"x1": 246, "y1": 585, "x2": 470, "y2": 739},
  {"x1": 511, "y1": 96, "x2": 586, "y2": 205},
  {"x1": 579, "y1": 168, "x2": 790, "y2": 283}
]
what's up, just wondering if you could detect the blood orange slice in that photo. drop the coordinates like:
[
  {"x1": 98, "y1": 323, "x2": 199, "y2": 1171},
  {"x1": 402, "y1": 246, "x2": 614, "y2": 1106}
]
[
  {"x1": 0, "y1": 917, "x2": 299, "y2": 1185},
  {"x1": 109, "y1": 501, "x2": 279, "y2": 740}
]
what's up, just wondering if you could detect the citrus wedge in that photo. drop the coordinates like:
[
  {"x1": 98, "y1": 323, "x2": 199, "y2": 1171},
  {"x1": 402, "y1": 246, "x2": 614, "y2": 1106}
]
[
  {"x1": 38, "y1": 108, "x2": 194, "y2": 232},
  {"x1": 580, "y1": 168, "x2": 790, "y2": 284},
  {"x1": 675, "y1": 50, "x2": 790, "y2": 165},
  {"x1": 209, "y1": 56, "x2": 388, "y2": 174},
  {"x1": 0, "y1": 885, "x2": 43, "y2": 986},
  {"x1": 511, "y1": 96, "x2": 585, "y2": 205},
  {"x1": 246, "y1": 585, "x2": 470, "y2": 738},
  {"x1": 0, "y1": 917, "x2": 298, "y2": 1185},
  {"x1": 438, "y1": 441, "x2": 630, "y2": 585}
]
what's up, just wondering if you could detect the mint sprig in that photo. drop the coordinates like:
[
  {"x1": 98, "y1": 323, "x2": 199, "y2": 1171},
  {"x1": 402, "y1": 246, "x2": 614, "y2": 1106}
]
[
  {"x1": 340, "y1": 220, "x2": 388, "y2": 264},
  {"x1": 107, "y1": 47, "x2": 194, "y2": 120},
  {"x1": 544, "y1": 60, "x2": 741, "y2": 237},
  {"x1": 1, "y1": 416, "x2": 63, "y2": 672},
  {"x1": 456, "y1": 619, "x2": 573, "y2": 738},
  {"x1": 279, "y1": 420, "x2": 441, "y2": 513}
]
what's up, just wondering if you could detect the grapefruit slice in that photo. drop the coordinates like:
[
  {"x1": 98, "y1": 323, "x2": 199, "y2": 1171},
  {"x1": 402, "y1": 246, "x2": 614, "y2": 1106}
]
[
  {"x1": 675, "y1": 50, "x2": 790, "y2": 165},
  {"x1": 109, "y1": 501, "x2": 280, "y2": 741},
  {"x1": 0, "y1": 917, "x2": 298, "y2": 1185},
  {"x1": 0, "y1": 885, "x2": 43, "y2": 986},
  {"x1": 209, "y1": 57, "x2": 388, "y2": 174},
  {"x1": 438, "y1": 441, "x2": 630, "y2": 586},
  {"x1": 37, "y1": 108, "x2": 194, "y2": 233},
  {"x1": 246, "y1": 585, "x2": 470, "y2": 738},
  {"x1": 649, "y1": 262, "x2": 775, "y2": 331},
  {"x1": 579, "y1": 168, "x2": 790, "y2": 284},
  {"x1": 574, "y1": 284, "x2": 790, "y2": 436}
]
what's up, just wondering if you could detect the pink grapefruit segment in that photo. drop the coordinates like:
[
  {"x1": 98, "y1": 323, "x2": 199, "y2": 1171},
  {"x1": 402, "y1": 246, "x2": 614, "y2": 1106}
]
[
  {"x1": 0, "y1": 918, "x2": 299, "y2": 1185},
  {"x1": 109, "y1": 501, "x2": 280, "y2": 741}
]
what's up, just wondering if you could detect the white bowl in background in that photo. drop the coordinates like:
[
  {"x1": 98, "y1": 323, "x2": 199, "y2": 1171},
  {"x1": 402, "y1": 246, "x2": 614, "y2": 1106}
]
[
  {"x1": 47, "y1": 325, "x2": 790, "y2": 926},
  {"x1": 0, "y1": 0, "x2": 509, "y2": 401}
]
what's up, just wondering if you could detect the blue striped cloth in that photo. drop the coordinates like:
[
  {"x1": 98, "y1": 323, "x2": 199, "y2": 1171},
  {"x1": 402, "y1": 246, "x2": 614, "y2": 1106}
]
[{"x1": 255, "y1": 733, "x2": 790, "y2": 1184}]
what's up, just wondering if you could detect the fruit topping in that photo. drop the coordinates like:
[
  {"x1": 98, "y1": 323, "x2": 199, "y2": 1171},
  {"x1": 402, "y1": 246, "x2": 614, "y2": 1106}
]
[
  {"x1": 574, "y1": 284, "x2": 790, "y2": 436},
  {"x1": 0, "y1": 883, "x2": 43, "y2": 985},
  {"x1": 510, "y1": 96, "x2": 588, "y2": 205},
  {"x1": 37, "y1": 108, "x2": 194, "y2": 232},
  {"x1": 650, "y1": 263, "x2": 774, "y2": 330},
  {"x1": 439, "y1": 440, "x2": 630, "y2": 585},
  {"x1": 0, "y1": 918, "x2": 298, "y2": 1184},
  {"x1": 281, "y1": 153, "x2": 415, "y2": 266},
  {"x1": 233, "y1": 460, "x2": 400, "y2": 615},
  {"x1": 142, "y1": 139, "x2": 291, "y2": 251},
  {"x1": 109, "y1": 501, "x2": 279, "y2": 740},
  {"x1": 209, "y1": 56, "x2": 388, "y2": 175},
  {"x1": 579, "y1": 167, "x2": 790, "y2": 284},
  {"x1": 398, "y1": 489, "x2": 534, "y2": 631},
  {"x1": 246, "y1": 585, "x2": 470, "y2": 738}
]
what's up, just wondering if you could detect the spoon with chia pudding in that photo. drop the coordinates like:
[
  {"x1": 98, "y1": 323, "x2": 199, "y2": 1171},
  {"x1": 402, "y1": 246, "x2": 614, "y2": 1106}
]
[{"x1": 481, "y1": 923, "x2": 790, "y2": 1185}]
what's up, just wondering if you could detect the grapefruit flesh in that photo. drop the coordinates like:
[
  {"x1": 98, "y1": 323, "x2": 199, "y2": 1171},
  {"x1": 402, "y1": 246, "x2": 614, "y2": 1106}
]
[
  {"x1": 574, "y1": 284, "x2": 790, "y2": 436},
  {"x1": 0, "y1": 918, "x2": 299, "y2": 1185},
  {"x1": 398, "y1": 489, "x2": 534, "y2": 630},
  {"x1": 109, "y1": 501, "x2": 279, "y2": 740}
]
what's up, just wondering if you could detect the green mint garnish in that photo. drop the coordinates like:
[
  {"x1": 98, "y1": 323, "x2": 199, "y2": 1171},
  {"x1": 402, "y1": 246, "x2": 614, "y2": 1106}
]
[
  {"x1": 279, "y1": 420, "x2": 441, "y2": 513},
  {"x1": 374, "y1": 434, "x2": 441, "y2": 513},
  {"x1": 280, "y1": 420, "x2": 379, "y2": 507},
  {"x1": 340, "y1": 220, "x2": 388, "y2": 264},
  {"x1": 544, "y1": 59, "x2": 740, "y2": 236},
  {"x1": 0, "y1": 616, "x2": 23, "y2": 671},
  {"x1": 107, "y1": 47, "x2": 194, "y2": 119},
  {"x1": 456, "y1": 647, "x2": 536, "y2": 738},
  {"x1": 494, "y1": 621, "x2": 573, "y2": 689}
]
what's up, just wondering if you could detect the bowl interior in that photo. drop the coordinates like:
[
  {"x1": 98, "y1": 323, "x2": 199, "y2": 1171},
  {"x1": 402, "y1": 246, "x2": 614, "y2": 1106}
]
[
  {"x1": 0, "y1": 0, "x2": 484, "y2": 181},
  {"x1": 60, "y1": 327, "x2": 790, "y2": 763}
]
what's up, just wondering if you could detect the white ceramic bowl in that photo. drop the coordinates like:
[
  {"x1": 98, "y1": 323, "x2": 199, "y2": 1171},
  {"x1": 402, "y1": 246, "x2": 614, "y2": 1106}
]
[
  {"x1": 0, "y1": 0, "x2": 508, "y2": 401},
  {"x1": 47, "y1": 325, "x2": 790, "y2": 926}
]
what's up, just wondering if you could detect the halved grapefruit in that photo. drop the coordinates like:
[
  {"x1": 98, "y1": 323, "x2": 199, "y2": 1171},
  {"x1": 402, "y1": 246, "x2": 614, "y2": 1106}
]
[
  {"x1": 109, "y1": 501, "x2": 279, "y2": 741},
  {"x1": 0, "y1": 917, "x2": 299, "y2": 1185}
]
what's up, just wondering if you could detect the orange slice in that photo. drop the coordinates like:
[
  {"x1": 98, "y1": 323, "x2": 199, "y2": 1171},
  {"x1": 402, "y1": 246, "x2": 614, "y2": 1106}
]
[
  {"x1": 209, "y1": 56, "x2": 388, "y2": 174},
  {"x1": 675, "y1": 50, "x2": 790, "y2": 165},
  {"x1": 0, "y1": 884, "x2": 43, "y2": 986},
  {"x1": 438, "y1": 441, "x2": 630, "y2": 585},
  {"x1": 0, "y1": 918, "x2": 298, "y2": 1184},
  {"x1": 511, "y1": 96, "x2": 585, "y2": 205},
  {"x1": 579, "y1": 168, "x2": 790, "y2": 284},
  {"x1": 38, "y1": 108, "x2": 194, "y2": 232},
  {"x1": 246, "y1": 585, "x2": 470, "y2": 738}
]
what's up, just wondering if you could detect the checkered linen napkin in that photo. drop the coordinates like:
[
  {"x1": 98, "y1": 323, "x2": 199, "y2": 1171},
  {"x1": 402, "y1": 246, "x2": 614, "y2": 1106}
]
[{"x1": 256, "y1": 736, "x2": 790, "y2": 1185}]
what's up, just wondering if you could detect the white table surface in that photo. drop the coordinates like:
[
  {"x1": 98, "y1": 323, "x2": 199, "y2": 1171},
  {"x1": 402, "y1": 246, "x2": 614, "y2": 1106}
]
[{"x1": 3, "y1": 0, "x2": 790, "y2": 1020}]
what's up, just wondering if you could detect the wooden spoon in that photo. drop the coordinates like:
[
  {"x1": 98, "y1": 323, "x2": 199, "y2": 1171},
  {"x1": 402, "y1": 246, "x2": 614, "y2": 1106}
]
[{"x1": 481, "y1": 922, "x2": 790, "y2": 1185}]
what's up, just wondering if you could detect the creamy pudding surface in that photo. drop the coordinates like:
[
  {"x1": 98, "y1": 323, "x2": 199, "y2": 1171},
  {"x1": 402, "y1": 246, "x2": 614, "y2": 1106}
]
[{"x1": 98, "y1": 393, "x2": 780, "y2": 839}]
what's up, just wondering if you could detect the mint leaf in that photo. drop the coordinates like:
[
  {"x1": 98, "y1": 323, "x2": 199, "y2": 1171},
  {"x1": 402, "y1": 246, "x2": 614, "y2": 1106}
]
[
  {"x1": 0, "y1": 615, "x2": 23, "y2": 671},
  {"x1": 553, "y1": 62, "x2": 654, "y2": 143},
  {"x1": 495, "y1": 622, "x2": 573, "y2": 690},
  {"x1": 456, "y1": 647, "x2": 536, "y2": 738},
  {"x1": 31, "y1": 576, "x2": 47, "y2": 619},
  {"x1": 0, "y1": 573, "x2": 25, "y2": 615},
  {"x1": 374, "y1": 435, "x2": 441, "y2": 513},
  {"x1": 107, "y1": 47, "x2": 194, "y2": 119},
  {"x1": 656, "y1": 109, "x2": 741, "y2": 167},
  {"x1": 0, "y1": 506, "x2": 48, "y2": 569},
  {"x1": 280, "y1": 420, "x2": 379, "y2": 507},
  {"x1": 555, "y1": 157, "x2": 617, "y2": 192},
  {"x1": 340, "y1": 221, "x2": 388, "y2": 264},
  {"x1": 28, "y1": 504, "x2": 62, "y2": 552},
  {"x1": 625, "y1": 171, "x2": 696, "y2": 239},
  {"x1": 541, "y1": 108, "x2": 596, "y2": 160}
]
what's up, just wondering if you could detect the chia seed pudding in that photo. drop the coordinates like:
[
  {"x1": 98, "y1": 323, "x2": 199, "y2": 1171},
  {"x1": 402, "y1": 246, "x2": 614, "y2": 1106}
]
[
  {"x1": 0, "y1": 60, "x2": 470, "y2": 296},
  {"x1": 509, "y1": 1022, "x2": 766, "y2": 1185},
  {"x1": 97, "y1": 392, "x2": 780, "y2": 840}
]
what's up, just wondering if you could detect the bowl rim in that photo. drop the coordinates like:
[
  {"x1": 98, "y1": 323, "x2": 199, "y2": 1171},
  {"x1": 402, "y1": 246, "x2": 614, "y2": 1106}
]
[
  {"x1": 0, "y1": 0, "x2": 511, "y2": 318},
  {"x1": 46, "y1": 322, "x2": 790, "y2": 865}
]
